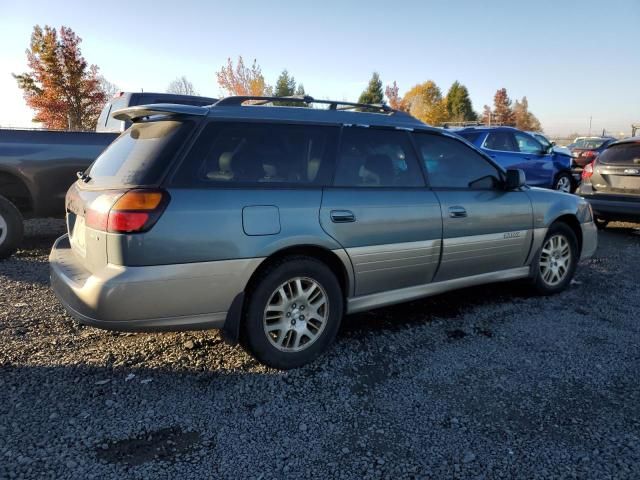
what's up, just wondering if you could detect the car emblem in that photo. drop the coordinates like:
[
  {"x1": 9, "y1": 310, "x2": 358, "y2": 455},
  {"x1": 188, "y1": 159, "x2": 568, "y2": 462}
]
[{"x1": 624, "y1": 168, "x2": 639, "y2": 175}]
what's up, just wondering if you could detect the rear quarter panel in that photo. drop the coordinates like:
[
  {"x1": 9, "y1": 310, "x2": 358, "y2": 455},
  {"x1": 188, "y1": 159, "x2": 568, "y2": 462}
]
[{"x1": 106, "y1": 188, "x2": 344, "y2": 266}]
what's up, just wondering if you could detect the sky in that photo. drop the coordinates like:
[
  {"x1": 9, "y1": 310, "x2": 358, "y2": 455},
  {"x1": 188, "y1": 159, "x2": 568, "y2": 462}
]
[{"x1": 0, "y1": 0, "x2": 638, "y2": 136}]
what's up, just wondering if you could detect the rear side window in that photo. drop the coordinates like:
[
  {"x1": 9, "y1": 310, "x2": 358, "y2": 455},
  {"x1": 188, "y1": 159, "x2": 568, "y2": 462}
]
[
  {"x1": 88, "y1": 119, "x2": 194, "y2": 187},
  {"x1": 173, "y1": 122, "x2": 338, "y2": 186},
  {"x1": 103, "y1": 96, "x2": 129, "y2": 132},
  {"x1": 597, "y1": 143, "x2": 640, "y2": 165},
  {"x1": 415, "y1": 133, "x2": 502, "y2": 189},
  {"x1": 334, "y1": 128, "x2": 424, "y2": 187},
  {"x1": 485, "y1": 131, "x2": 518, "y2": 152},
  {"x1": 458, "y1": 131, "x2": 482, "y2": 143}
]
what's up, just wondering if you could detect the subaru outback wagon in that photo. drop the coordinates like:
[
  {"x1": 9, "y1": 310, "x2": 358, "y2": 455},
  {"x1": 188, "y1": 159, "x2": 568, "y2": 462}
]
[{"x1": 50, "y1": 96, "x2": 598, "y2": 369}]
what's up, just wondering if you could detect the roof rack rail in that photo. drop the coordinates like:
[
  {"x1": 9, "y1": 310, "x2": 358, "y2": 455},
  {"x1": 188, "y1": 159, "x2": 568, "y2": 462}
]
[{"x1": 214, "y1": 95, "x2": 397, "y2": 114}]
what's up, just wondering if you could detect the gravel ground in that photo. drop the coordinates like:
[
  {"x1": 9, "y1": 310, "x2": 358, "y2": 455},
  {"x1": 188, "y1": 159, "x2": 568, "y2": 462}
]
[{"x1": 1, "y1": 219, "x2": 639, "y2": 479}]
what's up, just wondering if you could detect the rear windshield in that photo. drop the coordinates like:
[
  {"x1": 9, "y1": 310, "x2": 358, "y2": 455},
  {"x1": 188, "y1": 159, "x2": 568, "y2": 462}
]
[
  {"x1": 574, "y1": 138, "x2": 608, "y2": 149},
  {"x1": 597, "y1": 143, "x2": 640, "y2": 165},
  {"x1": 87, "y1": 119, "x2": 194, "y2": 187}
]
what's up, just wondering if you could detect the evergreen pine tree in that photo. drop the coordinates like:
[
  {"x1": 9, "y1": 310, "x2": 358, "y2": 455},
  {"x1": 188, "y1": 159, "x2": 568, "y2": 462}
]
[
  {"x1": 358, "y1": 72, "x2": 384, "y2": 105},
  {"x1": 445, "y1": 81, "x2": 477, "y2": 122}
]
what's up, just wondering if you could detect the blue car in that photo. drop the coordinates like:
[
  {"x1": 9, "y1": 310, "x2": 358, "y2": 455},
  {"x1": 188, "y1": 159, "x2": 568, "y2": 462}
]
[{"x1": 455, "y1": 127, "x2": 575, "y2": 192}]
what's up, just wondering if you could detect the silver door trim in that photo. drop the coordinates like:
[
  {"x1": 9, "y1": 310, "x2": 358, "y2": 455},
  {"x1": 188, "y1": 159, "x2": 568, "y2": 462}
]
[{"x1": 347, "y1": 266, "x2": 530, "y2": 314}]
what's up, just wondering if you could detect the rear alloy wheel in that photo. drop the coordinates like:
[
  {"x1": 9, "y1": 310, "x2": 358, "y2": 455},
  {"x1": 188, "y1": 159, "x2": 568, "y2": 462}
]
[
  {"x1": 531, "y1": 222, "x2": 578, "y2": 295},
  {"x1": 242, "y1": 256, "x2": 343, "y2": 369},
  {"x1": 553, "y1": 173, "x2": 573, "y2": 193},
  {"x1": 0, "y1": 195, "x2": 24, "y2": 260}
]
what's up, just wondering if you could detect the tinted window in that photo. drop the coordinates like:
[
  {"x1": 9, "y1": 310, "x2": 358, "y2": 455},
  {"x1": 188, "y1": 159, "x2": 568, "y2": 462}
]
[
  {"x1": 514, "y1": 132, "x2": 544, "y2": 154},
  {"x1": 174, "y1": 122, "x2": 337, "y2": 186},
  {"x1": 414, "y1": 133, "x2": 501, "y2": 189},
  {"x1": 88, "y1": 119, "x2": 194, "y2": 187},
  {"x1": 458, "y1": 131, "x2": 482, "y2": 143},
  {"x1": 485, "y1": 131, "x2": 517, "y2": 152},
  {"x1": 574, "y1": 138, "x2": 610, "y2": 149},
  {"x1": 597, "y1": 143, "x2": 640, "y2": 165},
  {"x1": 334, "y1": 128, "x2": 424, "y2": 187}
]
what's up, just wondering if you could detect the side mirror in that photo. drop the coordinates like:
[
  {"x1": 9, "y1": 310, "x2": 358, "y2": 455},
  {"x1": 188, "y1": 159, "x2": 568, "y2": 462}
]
[
  {"x1": 550, "y1": 141, "x2": 556, "y2": 146},
  {"x1": 505, "y1": 168, "x2": 526, "y2": 189}
]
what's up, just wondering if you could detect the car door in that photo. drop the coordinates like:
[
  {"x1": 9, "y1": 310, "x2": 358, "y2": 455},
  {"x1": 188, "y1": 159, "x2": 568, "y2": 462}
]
[
  {"x1": 320, "y1": 127, "x2": 443, "y2": 296},
  {"x1": 414, "y1": 132, "x2": 534, "y2": 282},
  {"x1": 483, "y1": 130, "x2": 549, "y2": 187},
  {"x1": 513, "y1": 131, "x2": 554, "y2": 187}
]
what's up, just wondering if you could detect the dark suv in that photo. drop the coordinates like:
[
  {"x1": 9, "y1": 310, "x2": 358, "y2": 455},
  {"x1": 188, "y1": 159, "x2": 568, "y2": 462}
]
[
  {"x1": 50, "y1": 96, "x2": 597, "y2": 369},
  {"x1": 578, "y1": 137, "x2": 640, "y2": 228}
]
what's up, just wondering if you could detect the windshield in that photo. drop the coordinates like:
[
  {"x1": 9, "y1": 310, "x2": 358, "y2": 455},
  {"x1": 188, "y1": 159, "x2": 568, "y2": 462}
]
[
  {"x1": 87, "y1": 119, "x2": 194, "y2": 187},
  {"x1": 597, "y1": 142, "x2": 640, "y2": 165},
  {"x1": 574, "y1": 138, "x2": 608, "y2": 149}
]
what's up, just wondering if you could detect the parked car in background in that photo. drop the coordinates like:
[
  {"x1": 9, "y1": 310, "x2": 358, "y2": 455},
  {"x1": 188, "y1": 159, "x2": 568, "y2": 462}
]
[
  {"x1": 50, "y1": 96, "x2": 597, "y2": 369},
  {"x1": 0, "y1": 92, "x2": 216, "y2": 259},
  {"x1": 456, "y1": 126, "x2": 575, "y2": 192},
  {"x1": 568, "y1": 136, "x2": 617, "y2": 170},
  {"x1": 578, "y1": 137, "x2": 640, "y2": 228}
]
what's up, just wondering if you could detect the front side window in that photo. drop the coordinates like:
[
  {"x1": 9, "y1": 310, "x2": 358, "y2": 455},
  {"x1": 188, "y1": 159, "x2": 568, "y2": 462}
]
[
  {"x1": 415, "y1": 133, "x2": 502, "y2": 189},
  {"x1": 174, "y1": 122, "x2": 338, "y2": 186},
  {"x1": 484, "y1": 131, "x2": 518, "y2": 152},
  {"x1": 515, "y1": 132, "x2": 544, "y2": 154},
  {"x1": 334, "y1": 128, "x2": 424, "y2": 187}
]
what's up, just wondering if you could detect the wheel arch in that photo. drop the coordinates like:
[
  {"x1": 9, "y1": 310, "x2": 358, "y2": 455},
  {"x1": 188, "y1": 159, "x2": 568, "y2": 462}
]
[
  {"x1": 0, "y1": 169, "x2": 33, "y2": 216},
  {"x1": 222, "y1": 244, "x2": 354, "y2": 345},
  {"x1": 550, "y1": 214, "x2": 583, "y2": 254}
]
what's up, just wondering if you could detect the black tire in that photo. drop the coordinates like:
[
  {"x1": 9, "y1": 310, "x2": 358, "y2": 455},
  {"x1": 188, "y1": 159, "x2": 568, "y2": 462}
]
[
  {"x1": 553, "y1": 172, "x2": 573, "y2": 193},
  {"x1": 595, "y1": 216, "x2": 609, "y2": 230},
  {"x1": 0, "y1": 194, "x2": 24, "y2": 260},
  {"x1": 242, "y1": 256, "x2": 343, "y2": 369},
  {"x1": 530, "y1": 222, "x2": 578, "y2": 295}
]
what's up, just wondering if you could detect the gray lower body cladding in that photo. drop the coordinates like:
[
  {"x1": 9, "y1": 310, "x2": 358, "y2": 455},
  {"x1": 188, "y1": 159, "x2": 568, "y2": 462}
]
[{"x1": 49, "y1": 235, "x2": 262, "y2": 332}]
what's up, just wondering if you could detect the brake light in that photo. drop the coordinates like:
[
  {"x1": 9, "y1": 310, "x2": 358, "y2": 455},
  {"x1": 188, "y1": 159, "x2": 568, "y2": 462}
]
[
  {"x1": 582, "y1": 161, "x2": 595, "y2": 180},
  {"x1": 85, "y1": 190, "x2": 169, "y2": 233},
  {"x1": 582, "y1": 150, "x2": 597, "y2": 158}
]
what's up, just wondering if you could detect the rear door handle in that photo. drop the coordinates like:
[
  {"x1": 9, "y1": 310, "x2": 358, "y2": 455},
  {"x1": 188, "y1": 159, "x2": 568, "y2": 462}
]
[
  {"x1": 330, "y1": 210, "x2": 356, "y2": 223},
  {"x1": 449, "y1": 206, "x2": 467, "y2": 218}
]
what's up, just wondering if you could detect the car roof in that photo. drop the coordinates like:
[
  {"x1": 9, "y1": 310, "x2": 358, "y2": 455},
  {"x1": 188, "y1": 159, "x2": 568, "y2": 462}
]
[
  {"x1": 112, "y1": 96, "x2": 439, "y2": 133},
  {"x1": 457, "y1": 126, "x2": 520, "y2": 133}
]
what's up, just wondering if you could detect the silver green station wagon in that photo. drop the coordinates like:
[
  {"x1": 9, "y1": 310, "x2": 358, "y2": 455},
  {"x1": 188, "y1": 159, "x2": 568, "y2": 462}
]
[{"x1": 50, "y1": 96, "x2": 598, "y2": 369}]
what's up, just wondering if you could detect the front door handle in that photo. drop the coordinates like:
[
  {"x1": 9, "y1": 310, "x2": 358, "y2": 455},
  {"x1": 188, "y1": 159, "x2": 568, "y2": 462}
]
[
  {"x1": 449, "y1": 206, "x2": 467, "y2": 218},
  {"x1": 330, "y1": 210, "x2": 356, "y2": 223}
]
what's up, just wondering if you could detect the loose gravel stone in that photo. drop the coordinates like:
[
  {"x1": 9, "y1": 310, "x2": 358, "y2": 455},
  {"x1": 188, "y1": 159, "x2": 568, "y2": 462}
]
[{"x1": 0, "y1": 219, "x2": 639, "y2": 479}]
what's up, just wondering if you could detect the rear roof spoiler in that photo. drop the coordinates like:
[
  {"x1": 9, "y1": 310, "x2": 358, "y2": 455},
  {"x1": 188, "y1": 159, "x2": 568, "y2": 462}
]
[{"x1": 111, "y1": 103, "x2": 209, "y2": 122}]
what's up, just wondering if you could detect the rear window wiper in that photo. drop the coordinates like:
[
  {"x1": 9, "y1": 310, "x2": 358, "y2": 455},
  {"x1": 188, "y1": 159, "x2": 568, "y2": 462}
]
[{"x1": 76, "y1": 171, "x2": 91, "y2": 183}]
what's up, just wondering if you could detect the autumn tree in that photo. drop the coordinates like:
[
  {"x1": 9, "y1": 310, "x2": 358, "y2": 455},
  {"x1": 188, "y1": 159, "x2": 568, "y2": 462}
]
[
  {"x1": 13, "y1": 25, "x2": 107, "y2": 130},
  {"x1": 513, "y1": 96, "x2": 542, "y2": 131},
  {"x1": 216, "y1": 56, "x2": 271, "y2": 97},
  {"x1": 166, "y1": 76, "x2": 198, "y2": 95},
  {"x1": 385, "y1": 81, "x2": 404, "y2": 110},
  {"x1": 358, "y1": 72, "x2": 384, "y2": 105},
  {"x1": 492, "y1": 88, "x2": 515, "y2": 125},
  {"x1": 98, "y1": 76, "x2": 119, "y2": 100},
  {"x1": 445, "y1": 81, "x2": 477, "y2": 122},
  {"x1": 403, "y1": 81, "x2": 448, "y2": 125}
]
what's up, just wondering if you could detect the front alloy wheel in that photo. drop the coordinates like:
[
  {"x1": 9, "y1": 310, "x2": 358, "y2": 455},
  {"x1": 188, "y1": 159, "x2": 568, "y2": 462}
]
[
  {"x1": 539, "y1": 234, "x2": 571, "y2": 286},
  {"x1": 531, "y1": 222, "x2": 578, "y2": 295}
]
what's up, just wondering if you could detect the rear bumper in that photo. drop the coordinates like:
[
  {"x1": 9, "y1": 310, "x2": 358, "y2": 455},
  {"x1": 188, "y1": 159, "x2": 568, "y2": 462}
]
[
  {"x1": 49, "y1": 234, "x2": 262, "y2": 332},
  {"x1": 579, "y1": 193, "x2": 640, "y2": 221},
  {"x1": 580, "y1": 221, "x2": 598, "y2": 260}
]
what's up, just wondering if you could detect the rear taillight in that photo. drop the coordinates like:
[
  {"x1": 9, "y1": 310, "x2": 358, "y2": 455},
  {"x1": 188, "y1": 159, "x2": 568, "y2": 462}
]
[
  {"x1": 582, "y1": 161, "x2": 596, "y2": 181},
  {"x1": 86, "y1": 190, "x2": 169, "y2": 233},
  {"x1": 582, "y1": 150, "x2": 597, "y2": 158}
]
